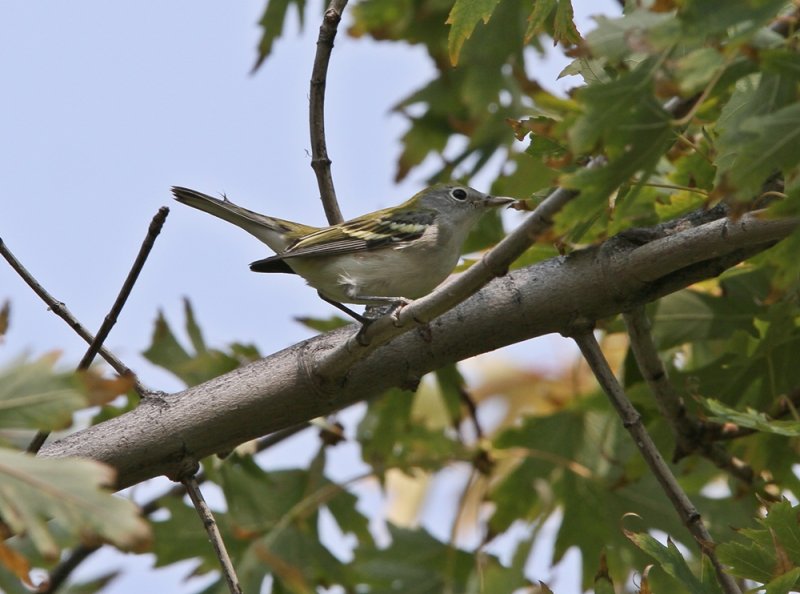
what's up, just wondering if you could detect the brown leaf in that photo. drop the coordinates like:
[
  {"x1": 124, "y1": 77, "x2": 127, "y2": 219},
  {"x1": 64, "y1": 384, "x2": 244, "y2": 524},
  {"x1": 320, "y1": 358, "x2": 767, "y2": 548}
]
[
  {"x1": 78, "y1": 370, "x2": 136, "y2": 406},
  {"x1": 253, "y1": 541, "x2": 313, "y2": 594},
  {"x1": 639, "y1": 564, "x2": 653, "y2": 594},
  {"x1": 0, "y1": 543, "x2": 36, "y2": 590},
  {"x1": 651, "y1": 0, "x2": 676, "y2": 12}
]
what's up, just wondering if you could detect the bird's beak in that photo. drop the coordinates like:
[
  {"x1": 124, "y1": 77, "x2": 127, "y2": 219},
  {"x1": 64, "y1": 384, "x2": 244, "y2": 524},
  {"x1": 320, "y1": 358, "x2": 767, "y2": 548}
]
[{"x1": 483, "y1": 195, "x2": 518, "y2": 208}]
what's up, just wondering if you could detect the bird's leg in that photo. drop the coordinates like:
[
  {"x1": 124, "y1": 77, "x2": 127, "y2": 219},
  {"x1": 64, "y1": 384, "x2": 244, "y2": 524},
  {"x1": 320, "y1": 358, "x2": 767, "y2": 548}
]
[
  {"x1": 343, "y1": 286, "x2": 412, "y2": 312},
  {"x1": 317, "y1": 291, "x2": 368, "y2": 324},
  {"x1": 316, "y1": 291, "x2": 376, "y2": 345}
]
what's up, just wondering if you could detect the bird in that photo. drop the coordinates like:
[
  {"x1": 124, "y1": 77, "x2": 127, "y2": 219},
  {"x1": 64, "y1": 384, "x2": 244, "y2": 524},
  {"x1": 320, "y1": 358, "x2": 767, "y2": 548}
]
[{"x1": 171, "y1": 184, "x2": 516, "y2": 321}]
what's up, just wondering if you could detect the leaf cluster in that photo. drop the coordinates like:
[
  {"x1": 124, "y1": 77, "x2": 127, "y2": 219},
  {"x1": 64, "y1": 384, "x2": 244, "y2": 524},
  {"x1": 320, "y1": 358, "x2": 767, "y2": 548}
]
[{"x1": 0, "y1": 351, "x2": 148, "y2": 592}]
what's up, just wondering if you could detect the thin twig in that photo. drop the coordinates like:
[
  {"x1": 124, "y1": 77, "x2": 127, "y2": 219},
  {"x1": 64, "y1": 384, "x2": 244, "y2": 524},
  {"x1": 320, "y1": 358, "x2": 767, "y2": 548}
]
[
  {"x1": 26, "y1": 207, "x2": 169, "y2": 454},
  {"x1": 622, "y1": 308, "x2": 773, "y2": 497},
  {"x1": 309, "y1": 0, "x2": 348, "y2": 225},
  {"x1": 183, "y1": 474, "x2": 243, "y2": 594},
  {"x1": 458, "y1": 385, "x2": 484, "y2": 441},
  {"x1": 78, "y1": 207, "x2": 169, "y2": 370},
  {"x1": 0, "y1": 238, "x2": 148, "y2": 395},
  {"x1": 41, "y1": 422, "x2": 310, "y2": 593},
  {"x1": 572, "y1": 329, "x2": 741, "y2": 594}
]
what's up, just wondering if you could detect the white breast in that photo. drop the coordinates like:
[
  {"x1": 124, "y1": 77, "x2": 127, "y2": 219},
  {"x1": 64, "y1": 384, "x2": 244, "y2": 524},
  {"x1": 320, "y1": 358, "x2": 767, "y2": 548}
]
[{"x1": 287, "y1": 224, "x2": 464, "y2": 304}]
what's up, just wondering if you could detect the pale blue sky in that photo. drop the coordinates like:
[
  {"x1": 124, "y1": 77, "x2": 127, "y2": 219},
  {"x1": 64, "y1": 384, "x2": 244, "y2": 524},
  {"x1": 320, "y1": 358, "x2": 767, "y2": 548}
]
[{"x1": 1, "y1": 1, "x2": 619, "y2": 592}]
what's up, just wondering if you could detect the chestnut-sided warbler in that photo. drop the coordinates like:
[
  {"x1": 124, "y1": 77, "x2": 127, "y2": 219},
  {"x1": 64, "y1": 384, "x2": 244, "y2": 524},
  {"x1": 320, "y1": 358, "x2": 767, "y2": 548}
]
[{"x1": 172, "y1": 184, "x2": 515, "y2": 320}]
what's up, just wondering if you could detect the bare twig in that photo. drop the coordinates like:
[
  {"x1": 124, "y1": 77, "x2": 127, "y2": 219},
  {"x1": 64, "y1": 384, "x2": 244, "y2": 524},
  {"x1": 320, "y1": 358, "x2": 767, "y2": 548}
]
[
  {"x1": 309, "y1": 0, "x2": 348, "y2": 225},
  {"x1": 622, "y1": 308, "x2": 772, "y2": 497},
  {"x1": 458, "y1": 386, "x2": 484, "y2": 441},
  {"x1": 183, "y1": 474, "x2": 243, "y2": 594},
  {"x1": 26, "y1": 207, "x2": 169, "y2": 454},
  {"x1": 572, "y1": 330, "x2": 741, "y2": 594},
  {"x1": 0, "y1": 239, "x2": 148, "y2": 394},
  {"x1": 78, "y1": 207, "x2": 169, "y2": 370},
  {"x1": 42, "y1": 422, "x2": 310, "y2": 593}
]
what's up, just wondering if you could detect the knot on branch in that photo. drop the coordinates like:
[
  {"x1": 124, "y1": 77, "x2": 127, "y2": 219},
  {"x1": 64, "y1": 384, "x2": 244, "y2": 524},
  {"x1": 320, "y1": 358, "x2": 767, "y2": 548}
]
[{"x1": 167, "y1": 454, "x2": 200, "y2": 483}]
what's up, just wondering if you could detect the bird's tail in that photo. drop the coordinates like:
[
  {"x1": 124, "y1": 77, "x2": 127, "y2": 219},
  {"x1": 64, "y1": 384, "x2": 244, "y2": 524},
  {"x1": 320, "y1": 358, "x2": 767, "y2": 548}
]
[{"x1": 171, "y1": 186, "x2": 318, "y2": 252}]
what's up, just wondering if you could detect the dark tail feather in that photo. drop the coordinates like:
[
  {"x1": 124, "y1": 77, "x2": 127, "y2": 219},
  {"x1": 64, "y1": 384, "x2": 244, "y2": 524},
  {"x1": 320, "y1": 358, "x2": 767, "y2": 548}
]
[{"x1": 250, "y1": 257, "x2": 296, "y2": 275}]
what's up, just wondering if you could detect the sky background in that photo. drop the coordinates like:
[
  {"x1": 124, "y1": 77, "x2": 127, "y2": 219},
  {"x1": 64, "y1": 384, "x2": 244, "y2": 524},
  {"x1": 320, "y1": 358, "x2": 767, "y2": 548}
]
[{"x1": 1, "y1": 1, "x2": 619, "y2": 592}]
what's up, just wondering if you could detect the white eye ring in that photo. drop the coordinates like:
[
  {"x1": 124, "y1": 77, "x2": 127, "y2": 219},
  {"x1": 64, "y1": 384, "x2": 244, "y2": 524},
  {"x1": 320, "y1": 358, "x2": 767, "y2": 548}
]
[{"x1": 451, "y1": 188, "x2": 467, "y2": 201}]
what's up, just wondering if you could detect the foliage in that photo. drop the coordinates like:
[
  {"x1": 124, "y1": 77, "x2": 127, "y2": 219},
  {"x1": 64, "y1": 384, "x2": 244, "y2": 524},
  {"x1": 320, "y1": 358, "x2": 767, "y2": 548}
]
[
  {"x1": 0, "y1": 353, "x2": 148, "y2": 592},
  {"x1": 2, "y1": 0, "x2": 800, "y2": 593}
]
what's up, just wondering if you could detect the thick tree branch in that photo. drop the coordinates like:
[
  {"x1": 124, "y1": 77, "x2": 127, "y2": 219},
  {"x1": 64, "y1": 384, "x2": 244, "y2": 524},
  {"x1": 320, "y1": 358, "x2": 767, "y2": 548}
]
[
  {"x1": 38, "y1": 209, "x2": 797, "y2": 490},
  {"x1": 309, "y1": 0, "x2": 348, "y2": 225},
  {"x1": 572, "y1": 331, "x2": 741, "y2": 594},
  {"x1": 26, "y1": 207, "x2": 169, "y2": 454}
]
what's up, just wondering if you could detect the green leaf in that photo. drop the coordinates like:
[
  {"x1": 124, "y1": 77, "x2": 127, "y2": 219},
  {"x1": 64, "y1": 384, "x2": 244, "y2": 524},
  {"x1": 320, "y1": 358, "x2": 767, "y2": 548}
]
[
  {"x1": 523, "y1": 0, "x2": 580, "y2": 46},
  {"x1": 760, "y1": 500, "x2": 800, "y2": 565},
  {"x1": 255, "y1": 524, "x2": 349, "y2": 593},
  {"x1": 553, "y1": 0, "x2": 581, "y2": 45},
  {"x1": 325, "y1": 486, "x2": 373, "y2": 546},
  {"x1": 624, "y1": 531, "x2": 722, "y2": 594},
  {"x1": 294, "y1": 315, "x2": 350, "y2": 332},
  {"x1": 151, "y1": 497, "x2": 233, "y2": 571},
  {"x1": 651, "y1": 289, "x2": 759, "y2": 350},
  {"x1": 0, "y1": 300, "x2": 8, "y2": 338},
  {"x1": 220, "y1": 456, "x2": 310, "y2": 534},
  {"x1": 143, "y1": 305, "x2": 259, "y2": 386},
  {"x1": 714, "y1": 501, "x2": 800, "y2": 588},
  {"x1": 0, "y1": 355, "x2": 86, "y2": 431},
  {"x1": 678, "y1": 0, "x2": 789, "y2": 43},
  {"x1": 714, "y1": 72, "x2": 797, "y2": 178},
  {"x1": 765, "y1": 567, "x2": 800, "y2": 594},
  {"x1": 0, "y1": 449, "x2": 150, "y2": 561},
  {"x1": 525, "y1": 0, "x2": 557, "y2": 43},
  {"x1": 584, "y1": 11, "x2": 675, "y2": 63},
  {"x1": 568, "y1": 58, "x2": 670, "y2": 154},
  {"x1": 673, "y1": 47, "x2": 726, "y2": 95},
  {"x1": 253, "y1": 0, "x2": 307, "y2": 71},
  {"x1": 357, "y1": 388, "x2": 414, "y2": 469},
  {"x1": 353, "y1": 525, "x2": 475, "y2": 593},
  {"x1": 717, "y1": 540, "x2": 778, "y2": 583},
  {"x1": 701, "y1": 398, "x2": 800, "y2": 436},
  {"x1": 445, "y1": 0, "x2": 503, "y2": 66},
  {"x1": 726, "y1": 102, "x2": 800, "y2": 198},
  {"x1": 433, "y1": 364, "x2": 465, "y2": 425},
  {"x1": 394, "y1": 113, "x2": 450, "y2": 182},
  {"x1": 0, "y1": 355, "x2": 130, "y2": 432},
  {"x1": 183, "y1": 297, "x2": 207, "y2": 354}
]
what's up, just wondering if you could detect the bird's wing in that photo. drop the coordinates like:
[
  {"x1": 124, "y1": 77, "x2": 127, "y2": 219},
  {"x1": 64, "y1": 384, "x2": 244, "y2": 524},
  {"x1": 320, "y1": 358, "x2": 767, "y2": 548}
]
[
  {"x1": 249, "y1": 208, "x2": 437, "y2": 272},
  {"x1": 286, "y1": 208, "x2": 436, "y2": 257}
]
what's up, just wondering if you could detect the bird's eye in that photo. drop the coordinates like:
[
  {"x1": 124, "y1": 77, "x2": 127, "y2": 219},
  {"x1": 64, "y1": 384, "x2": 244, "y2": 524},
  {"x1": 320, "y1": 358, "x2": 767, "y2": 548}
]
[{"x1": 451, "y1": 188, "x2": 467, "y2": 201}]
